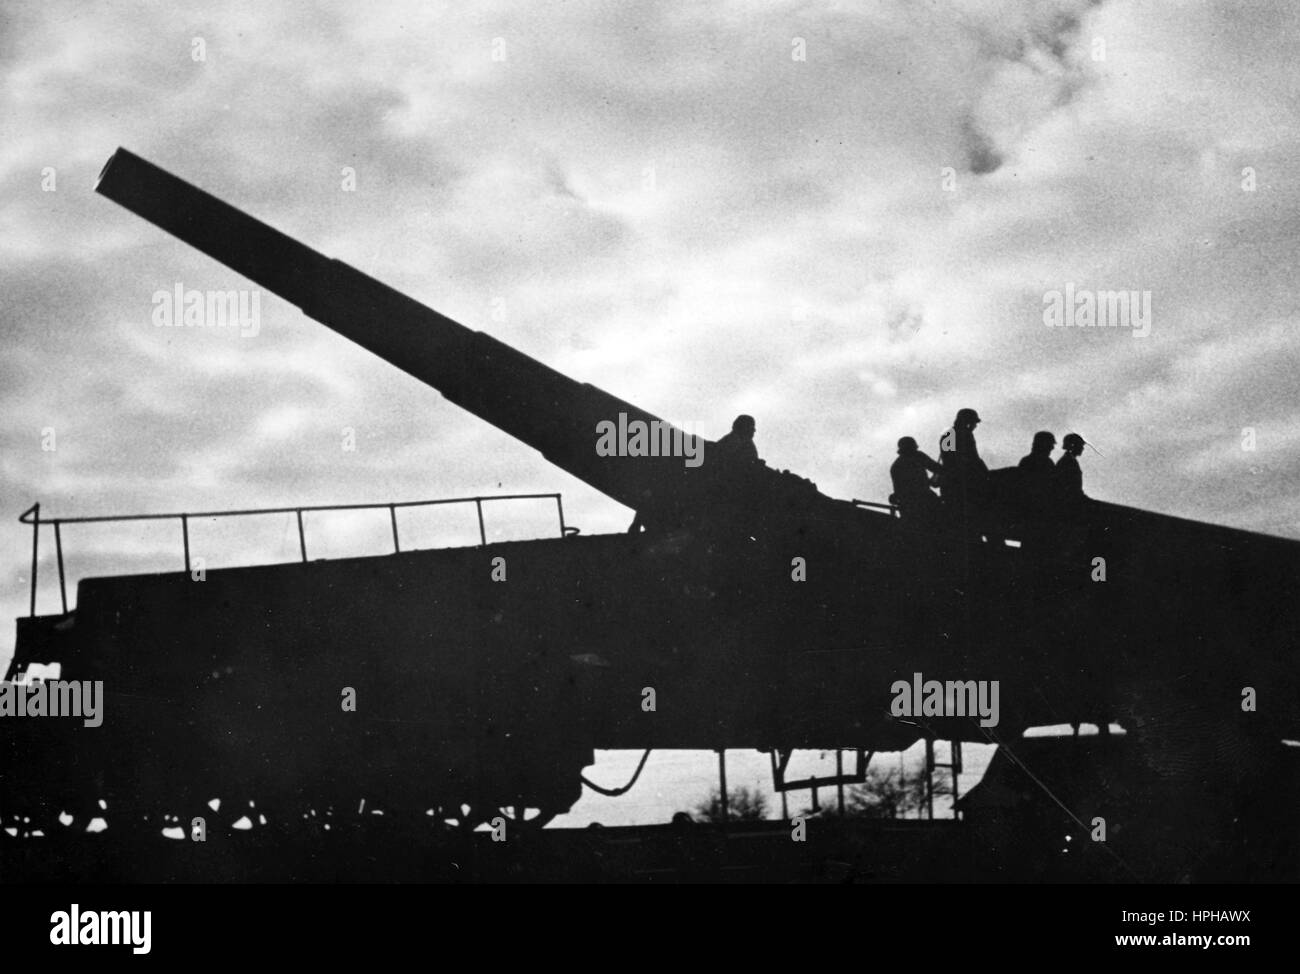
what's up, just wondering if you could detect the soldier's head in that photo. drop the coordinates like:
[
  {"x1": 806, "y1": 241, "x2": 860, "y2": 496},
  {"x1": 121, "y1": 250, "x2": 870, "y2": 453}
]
[
  {"x1": 1062, "y1": 433, "x2": 1085, "y2": 456},
  {"x1": 732, "y1": 414, "x2": 756, "y2": 438},
  {"x1": 954, "y1": 407, "x2": 981, "y2": 430},
  {"x1": 897, "y1": 436, "x2": 918, "y2": 455},
  {"x1": 1031, "y1": 431, "x2": 1056, "y2": 455}
]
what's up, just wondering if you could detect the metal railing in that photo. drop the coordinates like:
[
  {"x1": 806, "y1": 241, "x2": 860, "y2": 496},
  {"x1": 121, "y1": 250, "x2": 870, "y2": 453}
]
[{"x1": 19, "y1": 493, "x2": 573, "y2": 618}]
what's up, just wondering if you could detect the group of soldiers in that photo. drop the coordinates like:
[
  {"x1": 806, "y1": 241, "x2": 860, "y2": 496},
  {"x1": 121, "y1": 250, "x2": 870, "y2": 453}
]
[
  {"x1": 624, "y1": 408, "x2": 1088, "y2": 536},
  {"x1": 889, "y1": 407, "x2": 1088, "y2": 527}
]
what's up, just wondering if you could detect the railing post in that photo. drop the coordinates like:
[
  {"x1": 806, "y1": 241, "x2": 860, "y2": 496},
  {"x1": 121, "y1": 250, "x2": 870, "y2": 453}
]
[
  {"x1": 296, "y1": 510, "x2": 308, "y2": 562},
  {"x1": 29, "y1": 503, "x2": 39, "y2": 617},
  {"x1": 54, "y1": 522, "x2": 68, "y2": 615},
  {"x1": 952, "y1": 741, "x2": 963, "y2": 820},
  {"x1": 718, "y1": 749, "x2": 728, "y2": 823},
  {"x1": 925, "y1": 737, "x2": 935, "y2": 821},
  {"x1": 181, "y1": 514, "x2": 191, "y2": 575},
  {"x1": 389, "y1": 504, "x2": 401, "y2": 553},
  {"x1": 555, "y1": 494, "x2": 567, "y2": 538},
  {"x1": 836, "y1": 749, "x2": 845, "y2": 814},
  {"x1": 475, "y1": 499, "x2": 487, "y2": 546}
]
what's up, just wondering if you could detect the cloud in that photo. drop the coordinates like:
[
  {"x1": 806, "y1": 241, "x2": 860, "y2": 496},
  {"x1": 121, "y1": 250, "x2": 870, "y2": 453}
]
[{"x1": 961, "y1": 115, "x2": 1005, "y2": 175}]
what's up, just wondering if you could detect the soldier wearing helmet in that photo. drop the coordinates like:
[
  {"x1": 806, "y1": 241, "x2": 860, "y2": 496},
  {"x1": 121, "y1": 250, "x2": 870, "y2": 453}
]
[
  {"x1": 714, "y1": 414, "x2": 759, "y2": 465},
  {"x1": 1056, "y1": 433, "x2": 1087, "y2": 499},
  {"x1": 631, "y1": 414, "x2": 762, "y2": 534},
  {"x1": 1018, "y1": 431, "x2": 1057, "y2": 476},
  {"x1": 890, "y1": 436, "x2": 941, "y2": 520},
  {"x1": 700, "y1": 414, "x2": 764, "y2": 538},
  {"x1": 938, "y1": 408, "x2": 988, "y2": 504}
]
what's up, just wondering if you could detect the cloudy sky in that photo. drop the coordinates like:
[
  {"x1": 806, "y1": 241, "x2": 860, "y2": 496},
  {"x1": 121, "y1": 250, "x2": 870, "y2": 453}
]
[{"x1": 3, "y1": 0, "x2": 1298, "y2": 690}]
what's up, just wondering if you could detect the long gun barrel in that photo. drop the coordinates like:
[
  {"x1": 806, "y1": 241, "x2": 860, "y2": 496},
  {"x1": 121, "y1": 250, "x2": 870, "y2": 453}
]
[{"x1": 95, "y1": 148, "x2": 710, "y2": 522}]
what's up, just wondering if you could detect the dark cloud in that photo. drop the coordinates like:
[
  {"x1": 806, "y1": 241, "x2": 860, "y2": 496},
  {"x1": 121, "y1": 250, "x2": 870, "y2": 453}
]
[{"x1": 961, "y1": 115, "x2": 1005, "y2": 174}]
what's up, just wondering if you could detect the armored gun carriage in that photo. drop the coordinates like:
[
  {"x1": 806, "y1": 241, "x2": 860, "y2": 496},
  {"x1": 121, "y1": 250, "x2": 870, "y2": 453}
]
[{"x1": 2, "y1": 150, "x2": 1297, "y2": 880}]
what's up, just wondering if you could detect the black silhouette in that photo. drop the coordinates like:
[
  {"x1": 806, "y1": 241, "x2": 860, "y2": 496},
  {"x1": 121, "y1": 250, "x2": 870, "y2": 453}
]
[
  {"x1": 1056, "y1": 433, "x2": 1086, "y2": 500},
  {"x1": 1018, "y1": 431, "x2": 1057, "y2": 477},
  {"x1": 713, "y1": 414, "x2": 759, "y2": 466},
  {"x1": 32, "y1": 148, "x2": 1294, "y2": 884},
  {"x1": 937, "y1": 407, "x2": 988, "y2": 502},
  {"x1": 889, "y1": 436, "x2": 941, "y2": 520},
  {"x1": 1017, "y1": 431, "x2": 1057, "y2": 513},
  {"x1": 938, "y1": 407, "x2": 992, "y2": 544},
  {"x1": 707, "y1": 414, "x2": 763, "y2": 536}
]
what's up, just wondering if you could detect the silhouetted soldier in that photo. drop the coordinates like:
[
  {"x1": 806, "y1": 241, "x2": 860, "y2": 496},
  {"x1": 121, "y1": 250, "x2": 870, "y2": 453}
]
[
  {"x1": 1056, "y1": 433, "x2": 1087, "y2": 501},
  {"x1": 709, "y1": 414, "x2": 763, "y2": 536},
  {"x1": 1051, "y1": 433, "x2": 1091, "y2": 567},
  {"x1": 631, "y1": 416, "x2": 759, "y2": 534},
  {"x1": 714, "y1": 414, "x2": 759, "y2": 466},
  {"x1": 938, "y1": 408, "x2": 987, "y2": 495},
  {"x1": 1018, "y1": 432, "x2": 1057, "y2": 478},
  {"x1": 1015, "y1": 431, "x2": 1057, "y2": 550},
  {"x1": 1017, "y1": 431, "x2": 1056, "y2": 508},
  {"x1": 938, "y1": 408, "x2": 989, "y2": 538},
  {"x1": 890, "y1": 436, "x2": 941, "y2": 521}
]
